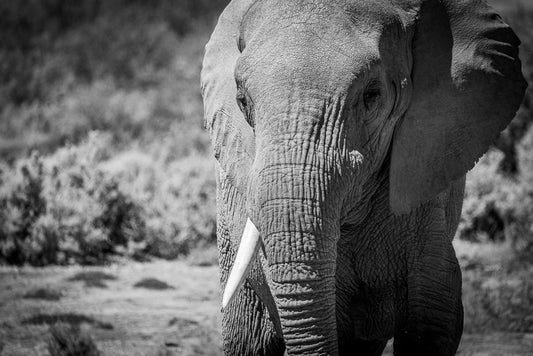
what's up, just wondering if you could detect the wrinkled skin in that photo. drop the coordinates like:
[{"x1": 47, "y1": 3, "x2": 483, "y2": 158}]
[{"x1": 201, "y1": 0, "x2": 527, "y2": 355}]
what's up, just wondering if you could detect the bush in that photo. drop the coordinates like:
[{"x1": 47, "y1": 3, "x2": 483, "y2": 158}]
[
  {"x1": 462, "y1": 266, "x2": 533, "y2": 333},
  {"x1": 48, "y1": 324, "x2": 102, "y2": 356},
  {"x1": 0, "y1": 0, "x2": 220, "y2": 265},
  {"x1": 0, "y1": 132, "x2": 216, "y2": 265},
  {"x1": 0, "y1": 153, "x2": 47, "y2": 264},
  {"x1": 0, "y1": 0, "x2": 216, "y2": 160},
  {"x1": 0, "y1": 133, "x2": 141, "y2": 264},
  {"x1": 23, "y1": 287, "x2": 63, "y2": 301},
  {"x1": 0, "y1": 0, "x2": 226, "y2": 103},
  {"x1": 459, "y1": 124, "x2": 533, "y2": 258},
  {"x1": 103, "y1": 151, "x2": 216, "y2": 259}
]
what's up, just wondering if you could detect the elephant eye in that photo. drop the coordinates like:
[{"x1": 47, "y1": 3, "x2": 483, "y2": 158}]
[
  {"x1": 237, "y1": 91, "x2": 247, "y2": 112},
  {"x1": 237, "y1": 36, "x2": 246, "y2": 53},
  {"x1": 236, "y1": 90, "x2": 248, "y2": 115},
  {"x1": 363, "y1": 85, "x2": 382, "y2": 111},
  {"x1": 236, "y1": 90, "x2": 255, "y2": 128}
]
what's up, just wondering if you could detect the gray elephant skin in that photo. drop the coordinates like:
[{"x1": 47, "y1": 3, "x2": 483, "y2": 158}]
[{"x1": 200, "y1": 0, "x2": 527, "y2": 355}]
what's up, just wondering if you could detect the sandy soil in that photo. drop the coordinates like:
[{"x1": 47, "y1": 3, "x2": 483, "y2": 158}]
[
  {"x1": 0, "y1": 260, "x2": 531, "y2": 356},
  {"x1": 0, "y1": 260, "x2": 222, "y2": 355}
]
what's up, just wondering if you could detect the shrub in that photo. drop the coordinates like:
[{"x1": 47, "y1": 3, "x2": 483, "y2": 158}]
[
  {"x1": 459, "y1": 124, "x2": 533, "y2": 258},
  {"x1": 462, "y1": 266, "x2": 533, "y2": 333},
  {"x1": 133, "y1": 278, "x2": 174, "y2": 290},
  {"x1": 0, "y1": 153, "x2": 47, "y2": 264},
  {"x1": 0, "y1": 0, "x2": 226, "y2": 104},
  {"x1": 0, "y1": 132, "x2": 216, "y2": 265},
  {"x1": 0, "y1": 133, "x2": 143, "y2": 264},
  {"x1": 48, "y1": 324, "x2": 102, "y2": 356},
  {"x1": 0, "y1": 0, "x2": 216, "y2": 160},
  {"x1": 103, "y1": 152, "x2": 216, "y2": 259},
  {"x1": 23, "y1": 287, "x2": 63, "y2": 301},
  {"x1": 68, "y1": 271, "x2": 117, "y2": 288},
  {"x1": 39, "y1": 133, "x2": 147, "y2": 264}
]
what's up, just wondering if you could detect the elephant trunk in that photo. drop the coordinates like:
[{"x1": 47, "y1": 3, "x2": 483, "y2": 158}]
[{"x1": 254, "y1": 148, "x2": 342, "y2": 355}]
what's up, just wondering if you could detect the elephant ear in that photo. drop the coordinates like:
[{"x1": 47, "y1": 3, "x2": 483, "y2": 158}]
[
  {"x1": 201, "y1": 0, "x2": 255, "y2": 194},
  {"x1": 390, "y1": 0, "x2": 527, "y2": 214}
]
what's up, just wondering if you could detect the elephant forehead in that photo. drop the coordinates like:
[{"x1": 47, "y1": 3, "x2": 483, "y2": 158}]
[
  {"x1": 237, "y1": 0, "x2": 407, "y2": 89},
  {"x1": 236, "y1": 38, "x2": 381, "y2": 109},
  {"x1": 241, "y1": 0, "x2": 378, "y2": 57},
  {"x1": 241, "y1": 0, "x2": 406, "y2": 44}
]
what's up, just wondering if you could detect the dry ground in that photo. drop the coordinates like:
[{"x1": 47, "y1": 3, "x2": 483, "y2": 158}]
[
  {"x1": 0, "y1": 259, "x2": 221, "y2": 355},
  {"x1": 0, "y1": 258, "x2": 532, "y2": 356}
]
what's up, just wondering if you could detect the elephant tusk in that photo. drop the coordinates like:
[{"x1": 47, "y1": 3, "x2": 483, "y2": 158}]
[{"x1": 222, "y1": 218, "x2": 261, "y2": 309}]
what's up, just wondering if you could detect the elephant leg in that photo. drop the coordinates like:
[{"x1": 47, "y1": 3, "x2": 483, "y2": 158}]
[
  {"x1": 393, "y1": 208, "x2": 463, "y2": 356},
  {"x1": 393, "y1": 267, "x2": 462, "y2": 356},
  {"x1": 217, "y1": 170, "x2": 285, "y2": 355},
  {"x1": 336, "y1": 237, "x2": 391, "y2": 356},
  {"x1": 393, "y1": 301, "x2": 463, "y2": 356}
]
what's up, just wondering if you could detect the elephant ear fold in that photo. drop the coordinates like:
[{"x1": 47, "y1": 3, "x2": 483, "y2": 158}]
[
  {"x1": 389, "y1": 0, "x2": 527, "y2": 214},
  {"x1": 201, "y1": 0, "x2": 255, "y2": 194}
]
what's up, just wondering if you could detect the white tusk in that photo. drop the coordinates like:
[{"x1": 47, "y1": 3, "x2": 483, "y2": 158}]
[{"x1": 222, "y1": 218, "x2": 261, "y2": 309}]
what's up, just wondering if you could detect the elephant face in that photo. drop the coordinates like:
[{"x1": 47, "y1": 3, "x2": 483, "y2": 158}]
[
  {"x1": 201, "y1": 0, "x2": 526, "y2": 354},
  {"x1": 237, "y1": 0, "x2": 412, "y2": 219}
]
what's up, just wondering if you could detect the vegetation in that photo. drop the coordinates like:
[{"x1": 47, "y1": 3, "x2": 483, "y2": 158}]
[
  {"x1": 0, "y1": 133, "x2": 216, "y2": 264},
  {"x1": 0, "y1": 0, "x2": 531, "y2": 337},
  {"x1": 23, "y1": 287, "x2": 63, "y2": 301},
  {"x1": 68, "y1": 270, "x2": 117, "y2": 288},
  {"x1": 460, "y1": 128, "x2": 533, "y2": 255},
  {"x1": 48, "y1": 324, "x2": 102, "y2": 356},
  {"x1": 457, "y1": 122, "x2": 533, "y2": 333},
  {"x1": 0, "y1": 0, "x2": 222, "y2": 264},
  {"x1": 0, "y1": 0, "x2": 224, "y2": 158},
  {"x1": 133, "y1": 277, "x2": 174, "y2": 290}
]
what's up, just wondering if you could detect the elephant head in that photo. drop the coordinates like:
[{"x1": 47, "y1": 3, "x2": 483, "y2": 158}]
[{"x1": 201, "y1": 0, "x2": 526, "y2": 354}]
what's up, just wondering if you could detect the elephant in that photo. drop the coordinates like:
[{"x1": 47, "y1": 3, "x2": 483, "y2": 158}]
[{"x1": 200, "y1": 0, "x2": 527, "y2": 355}]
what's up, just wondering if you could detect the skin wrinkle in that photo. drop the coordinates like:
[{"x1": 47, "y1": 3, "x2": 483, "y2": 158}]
[
  {"x1": 202, "y1": 0, "x2": 526, "y2": 354},
  {"x1": 237, "y1": 3, "x2": 408, "y2": 348},
  {"x1": 217, "y1": 166, "x2": 285, "y2": 355}
]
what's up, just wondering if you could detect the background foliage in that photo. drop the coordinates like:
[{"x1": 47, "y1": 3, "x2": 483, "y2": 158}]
[
  {"x1": 0, "y1": 0, "x2": 532, "y2": 334},
  {"x1": 0, "y1": 0, "x2": 223, "y2": 264}
]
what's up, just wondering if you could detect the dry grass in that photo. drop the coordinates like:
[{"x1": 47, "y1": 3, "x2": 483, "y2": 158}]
[
  {"x1": 68, "y1": 271, "x2": 118, "y2": 288},
  {"x1": 23, "y1": 313, "x2": 114, "y2": 330},
  {"x1": 0, "y1": 261, "x2": 222, "y2": 355},
  {"x1": 133, "y1": 278, "x2": 174, "y2": 290},
  {"x1": 48, "y1": 324, "x2": 102, "y2": 356},
  {"x1": 455, "y1": 239, "x2": 533, "y2": 333},
  {"x1": 23, "y1": 287, "x2": 63, "y2": 301}
]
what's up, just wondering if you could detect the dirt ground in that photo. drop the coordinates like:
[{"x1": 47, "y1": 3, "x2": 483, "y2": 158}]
[{"x1": 0, "y1": 259, "x2": 532, "y2": 356}]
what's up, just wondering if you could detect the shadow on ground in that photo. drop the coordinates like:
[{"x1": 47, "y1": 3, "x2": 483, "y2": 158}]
[{"x1": 68, "y1": 271, "x2": 118, "y2": 288}]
